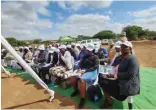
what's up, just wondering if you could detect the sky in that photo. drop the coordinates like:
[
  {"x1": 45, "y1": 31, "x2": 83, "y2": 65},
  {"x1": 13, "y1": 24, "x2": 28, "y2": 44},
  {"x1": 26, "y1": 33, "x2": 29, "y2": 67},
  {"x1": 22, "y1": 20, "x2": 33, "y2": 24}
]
[{"x1": 1, "y1": 1, "x2": 156, "y2": 40}]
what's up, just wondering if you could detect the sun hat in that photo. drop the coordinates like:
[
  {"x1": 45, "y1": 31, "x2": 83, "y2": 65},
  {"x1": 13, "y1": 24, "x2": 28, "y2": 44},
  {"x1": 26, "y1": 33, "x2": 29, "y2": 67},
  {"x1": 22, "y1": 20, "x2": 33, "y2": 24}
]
[
  {"x1": 121, "y1": 41, "x2": 133, "y2": 48},
  {"x1": 58, "y1": 45, "x2": 66, "y2": 49},
  {"x1": 38, "y1": 45, "x2": 45, "y2": 50},
  {"x1": 49, "y1": 47, "x2": 56, "y2": 53},
  {"x1": 86, "y1": 43, "x2": 95, "y2": 51},
  {"x1": 66, "y1": 44, "x2": 71, "y2": 48},
  {"x1": 115, "y1": 41, "x2": 122, "y2": 48}
]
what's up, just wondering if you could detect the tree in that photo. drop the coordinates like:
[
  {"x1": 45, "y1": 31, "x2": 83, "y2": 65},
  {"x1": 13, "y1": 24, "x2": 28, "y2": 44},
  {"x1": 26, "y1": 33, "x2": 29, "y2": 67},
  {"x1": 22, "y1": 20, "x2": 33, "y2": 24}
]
[
  {"x1": 33, "y1": 39, "x2": 42, "y2": 44},
  {"x1": 17, "y1": 40, "x2": 27, "y2": 46},
  {"x1": 6, "y1": 37, "x2": 18, "y2": 46},
  {"x1": 93, "y1": 30, "x2": 116, "y2": 40},
  {"x1": 122, "y1": 25, "x2": 148, "y2": 40}
]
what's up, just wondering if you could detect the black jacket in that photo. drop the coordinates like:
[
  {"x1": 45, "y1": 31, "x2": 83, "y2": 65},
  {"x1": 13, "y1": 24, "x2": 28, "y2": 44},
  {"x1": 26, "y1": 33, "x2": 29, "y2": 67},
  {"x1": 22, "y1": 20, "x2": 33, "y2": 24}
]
[{"x1": 117, "y1": 55, "x2": 140, "y2": 96}]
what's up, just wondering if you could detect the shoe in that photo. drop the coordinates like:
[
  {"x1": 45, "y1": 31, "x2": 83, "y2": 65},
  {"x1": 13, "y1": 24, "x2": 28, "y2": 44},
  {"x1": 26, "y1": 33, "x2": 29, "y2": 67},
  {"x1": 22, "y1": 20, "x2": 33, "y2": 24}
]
[
  {"x1": 71, "y1": 90, "x2": 79, "y2": 97},
  {"x1": 78, "y1": 98, "x2": 86, "y2": 109}
]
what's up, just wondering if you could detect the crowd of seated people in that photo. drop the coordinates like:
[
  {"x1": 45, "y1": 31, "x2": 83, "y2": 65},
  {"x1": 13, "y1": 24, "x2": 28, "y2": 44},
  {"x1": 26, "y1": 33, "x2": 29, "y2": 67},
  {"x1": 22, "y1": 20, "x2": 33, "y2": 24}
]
[{"x1": 2, "y1": 32, "x2": 140, "y2": 109}]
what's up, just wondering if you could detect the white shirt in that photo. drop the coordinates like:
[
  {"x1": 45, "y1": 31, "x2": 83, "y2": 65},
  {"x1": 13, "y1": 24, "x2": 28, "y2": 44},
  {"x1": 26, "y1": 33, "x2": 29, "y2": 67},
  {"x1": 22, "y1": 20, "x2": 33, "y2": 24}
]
[{"x1": 61, "y1": 51, "x2": 73, "y2": 70}]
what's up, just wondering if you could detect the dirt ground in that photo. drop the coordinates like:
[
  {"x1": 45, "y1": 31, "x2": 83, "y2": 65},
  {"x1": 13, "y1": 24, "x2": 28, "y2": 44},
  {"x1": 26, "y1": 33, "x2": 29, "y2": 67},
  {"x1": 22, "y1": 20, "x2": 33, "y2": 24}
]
[{"x1": 1, "y1": 40, "x2": 156, "y2": 109}]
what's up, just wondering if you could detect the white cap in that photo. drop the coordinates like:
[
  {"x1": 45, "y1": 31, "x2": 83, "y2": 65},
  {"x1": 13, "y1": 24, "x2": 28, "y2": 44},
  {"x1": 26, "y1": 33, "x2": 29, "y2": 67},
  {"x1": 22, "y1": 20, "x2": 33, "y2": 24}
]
[
  {"x1": 121, "y1": 41, "x2": 133, "y2": 48},
  {"x1": 115, "y1": 45, "x2": 121, "y2": 48},
  {"x1": 76, "y1": 44, "x2": 80, "y2": 47},
  {"x1": 29, "y1": 46, "x2": 32, "y2": 48},
  {"x1": 86, "y1": 43, "x2": 95, "y2": 51},
  {"x1": 67, "y1": 44, "x2": 71, "y2": 48},
  {"x1": 49, "y1": 47, "x2": 56, "y2": 53},
  {"x1": 24, "y1": 47, "x2": 29, "y2": 50},
  {"x1": 115, "y1": 41, "x2": 122, "y2": 48},
  {"x1": 59, "y1": 45, "x2": 66, "y2": 49},
  {"x1": 38, "y1": 45, "x2": 45, "y2": 50}
]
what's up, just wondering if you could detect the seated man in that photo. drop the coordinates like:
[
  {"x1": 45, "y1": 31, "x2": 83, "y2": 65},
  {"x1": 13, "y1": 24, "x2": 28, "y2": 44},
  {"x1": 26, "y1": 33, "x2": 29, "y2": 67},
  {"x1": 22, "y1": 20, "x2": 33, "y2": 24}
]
[
  {"x1": 39, "y1": 47, "x2": 59, "y2": 84},
  {"x1": 99, "y1": 41, "x2": 140, "y2": 108},
  {"x1": 93, "y1": 44, "x2": 108, "y2": 65},
  {"x1": 70, "y1": 43, "x2": 99, "y2": 109},
  {"x1": 73, "y1": 44, "x2": 88, "y2": 70},
  {"x1": 31, "y1": 45, "x2": 46, "y2": 74},
  {"x1": 49, "y1": 45, "x2": 74, "y2": 79}
]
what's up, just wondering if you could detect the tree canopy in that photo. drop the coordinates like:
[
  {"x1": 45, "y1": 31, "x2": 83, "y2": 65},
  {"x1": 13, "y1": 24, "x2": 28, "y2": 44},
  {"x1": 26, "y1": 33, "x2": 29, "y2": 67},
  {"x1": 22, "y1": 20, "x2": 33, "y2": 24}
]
[{"x1": 93, "y1": 30, "x2": 116, "y2": 40}]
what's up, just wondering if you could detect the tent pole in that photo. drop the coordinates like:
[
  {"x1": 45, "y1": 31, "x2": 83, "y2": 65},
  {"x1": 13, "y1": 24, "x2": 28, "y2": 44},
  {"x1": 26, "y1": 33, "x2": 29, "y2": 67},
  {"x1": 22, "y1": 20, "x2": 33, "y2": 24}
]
[{"x1": 1, "y1": 35, "x2": 55, "y2": 102}]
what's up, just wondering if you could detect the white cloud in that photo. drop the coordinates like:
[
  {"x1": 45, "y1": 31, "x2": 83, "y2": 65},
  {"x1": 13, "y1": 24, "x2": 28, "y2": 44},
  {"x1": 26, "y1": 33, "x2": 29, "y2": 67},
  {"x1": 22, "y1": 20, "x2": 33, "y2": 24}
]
[
  {"x1": 128, "y1": 5, "x2": 156, "y2": 18},
  {"x1": 53, "y1": 14, "x2": 126, "y2": 38},
  {"x1": 128, "y1": 5, "x2": 156, "y2": 31},
  {"x1": 56, "y1": 1, "x2": 113, "y2": 11},
  {"x1": 1, "y1": 1, "x2": 53, "y2": 40}
]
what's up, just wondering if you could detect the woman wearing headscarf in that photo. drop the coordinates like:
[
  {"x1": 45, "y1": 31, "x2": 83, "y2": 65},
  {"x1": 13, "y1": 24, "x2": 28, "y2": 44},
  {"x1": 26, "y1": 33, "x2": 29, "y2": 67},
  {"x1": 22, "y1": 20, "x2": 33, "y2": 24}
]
[{"x1": 99, "y1": 41, "x2": 140, "y2": 108}]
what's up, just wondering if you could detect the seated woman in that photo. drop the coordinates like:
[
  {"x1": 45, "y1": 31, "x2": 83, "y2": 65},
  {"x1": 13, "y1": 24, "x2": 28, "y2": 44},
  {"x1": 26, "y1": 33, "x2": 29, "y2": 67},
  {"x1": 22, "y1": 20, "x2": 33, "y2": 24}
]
[
  {"x1": 49, "y1": 45, "x2": 74, "y2": 79},
  {"x1": 39, "y1": 47, "x2": 59, "y2": 84},
  {"x1": 99, "y1": 41, "x2": 140, "y2": 108},
  {"x1": 70, "y1": 43, "x2": 99, "y2": 109}
]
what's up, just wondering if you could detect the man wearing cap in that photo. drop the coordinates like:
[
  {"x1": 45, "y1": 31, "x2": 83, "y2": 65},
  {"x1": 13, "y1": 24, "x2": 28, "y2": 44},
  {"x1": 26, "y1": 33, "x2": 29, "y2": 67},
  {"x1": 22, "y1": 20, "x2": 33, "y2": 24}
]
[
  {"x1": 23, "y1": 47, "x2": 32, "y2": 63},
  {"x1": 39, "y1": 47, "x2": 59, "y2": 83},
  {"x1": 67, "y1": 44, "x2": 77, "y2": 60},
  {"x1": 73, "y1": 44, "x2": 88, "y2": 70},
  {"x1": 71, "y1": 43, "x2": 80, "y2": 59},
  {"x1": 70, "y1": 43, "x2": 99, "y2": 109},
  {"x1": 18, "y1": 46, "x2": 24, "y2": 57},
  {"x1": 99, "y1": 41, "x2": 140, "y2": 108},
  {"x1": 31, "y1": 45, "x2": 46, "y2": 74},
  {"x1": 49, "y1": 45, "x2": 74, "y2": 79}
]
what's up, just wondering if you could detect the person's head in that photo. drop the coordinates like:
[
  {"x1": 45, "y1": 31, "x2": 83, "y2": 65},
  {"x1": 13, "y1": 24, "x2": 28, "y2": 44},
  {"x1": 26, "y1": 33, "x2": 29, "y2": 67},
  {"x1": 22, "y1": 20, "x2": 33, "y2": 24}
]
[
  {"x1": 19, "y1": 47, "x2": 23, "y2": 52},
  {"x1": 120, "y1": 32, "x2": 128, "y2": 42},
  {"x1": 59, "y1": 45, "x2": 66, "y2": 54},
  {"x1": 49, "y1": 47, "x2": 55, "y2": 54},
  {"x1": 80, "y1": 44, "x2": 87, "y2": 50},
  {"x1": 71, "y1": 43, "x2": 75, "y2": 49},
  {"x1": 115, "y1": 45, "x2": 121, "y2": 53},
  {"x1": 121, "y1": 41, "x2": 133, "y2": 56},
  {"x1": 86, "y1": 43, "x2": 95, "y2": 54},
  {"x1": 108, "y1": 40, "x2": 114, "y2": 48},
  {"x1": 38, "y1": 45, "x2": 45, "y2": 53},
  {"x1": 76, "y1": 44, "x2": 81, "y2": 50},
  {"x1": 24, "y1": 47, "x2": 29, "y2": 53}
]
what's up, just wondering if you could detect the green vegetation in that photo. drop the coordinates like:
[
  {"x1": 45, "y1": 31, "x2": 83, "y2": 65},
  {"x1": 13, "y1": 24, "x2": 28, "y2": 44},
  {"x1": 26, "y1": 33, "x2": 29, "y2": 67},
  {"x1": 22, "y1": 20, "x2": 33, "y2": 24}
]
[{"x1": 4, "y1": 25, "x2": 156, "y2": 46}]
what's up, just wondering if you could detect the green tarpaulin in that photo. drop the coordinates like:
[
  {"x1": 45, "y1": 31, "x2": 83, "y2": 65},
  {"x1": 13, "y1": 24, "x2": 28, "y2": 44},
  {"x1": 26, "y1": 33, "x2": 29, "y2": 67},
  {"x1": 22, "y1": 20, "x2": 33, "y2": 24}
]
[
  {"x1": 59, "y1": 36, "x2": 75, "y2": 42},
  {"x1": 4, "y1": 67, "x2": 156, "y2": 109}
]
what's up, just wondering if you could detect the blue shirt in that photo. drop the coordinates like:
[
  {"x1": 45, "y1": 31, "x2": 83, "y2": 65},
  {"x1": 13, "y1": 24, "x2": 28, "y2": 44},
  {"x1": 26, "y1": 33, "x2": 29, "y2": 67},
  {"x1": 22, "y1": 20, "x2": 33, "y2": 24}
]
[
  {"x1": 99, "y1": 48, "x2": 108, "y2": 58},
  {"x1": 76, "y1": 50, "x2": 88, "y2": 61}
]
